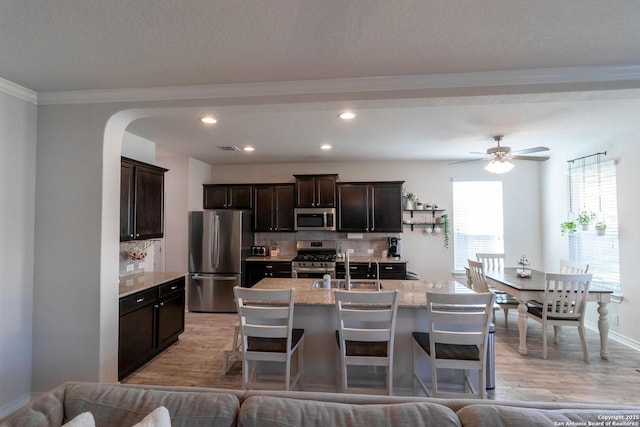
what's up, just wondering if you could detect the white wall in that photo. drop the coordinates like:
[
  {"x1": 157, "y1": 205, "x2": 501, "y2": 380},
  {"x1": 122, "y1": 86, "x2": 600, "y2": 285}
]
[
  {"x1": 188, "y1": 158, "x2": 212, "y2": 211},
  {"x1": 0, "y1": 90, "x2": 37, "y2": 417},
  {"x1": 541, "y1": 134, "x2": 640, "y2": 346},
  {"x1": 207, "y1": 159, "x2": 542, "y2": 281}
]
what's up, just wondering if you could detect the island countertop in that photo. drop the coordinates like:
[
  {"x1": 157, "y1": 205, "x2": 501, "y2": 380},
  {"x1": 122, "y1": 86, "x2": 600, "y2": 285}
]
[
  {"x1": 119, "y1": 271, "x2": 187, "y2": 297},
  {"x1": 252, "y1": 277, "x2": 472, "y2": 308}
]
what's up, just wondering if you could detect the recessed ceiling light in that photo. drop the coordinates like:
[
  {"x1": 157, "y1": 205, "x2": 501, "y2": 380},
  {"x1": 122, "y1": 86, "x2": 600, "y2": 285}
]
[
  {"x1": 200, "y1": 116, "x2": 217, "y2": 124},
  {"x1": 320, "y1": 144, "x2": 332, "y2": 150},
  {"x1": 339, "y1": 111, "x2": 356, "y2": 120},
  {"x1": 243, "y1": 146, "x2": 255, "y2": 152}
]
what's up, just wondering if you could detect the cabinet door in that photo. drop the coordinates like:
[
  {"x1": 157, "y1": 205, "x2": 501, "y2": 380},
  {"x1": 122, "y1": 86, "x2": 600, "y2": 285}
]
[
  {"x1": 135, "y1": 166, "x2": 165, "y2": 239},
  {"x1": 370, "y1": 183, "x2": 403, "y2": 232},
  {"x1": 274, "y1": 184, "x2": 294, "y2": 231},
  {"x1": 337, "y1": 184, "x2": 369, "y2": 231},
  {"x1": 118, "y1": 301, "x2": 155, "y2": 380},
  {"x1": 295, "y1": 176, "x2": 316, "y2": 207},
  {"x1": 228, "y1": 185, "x2": 253, "y2": 209},
  {"x1": 253, "y1": 186, "x2": 274, "y2": 231},
  {"x1": 157, "y1": 290, "x2": 185, "y2": 350},
  {"x1": 120, "y1": 161, "x2": 135, "y2": 241},
  {"x1": 315, "y1": 175, "x2": 337, "y2": 207},
  {"x1": 379, "y1": 263, "x2": 407, "y2": 279},
  {"x1": 203, "y1": 185, "x2": 228, "y2": 209}
]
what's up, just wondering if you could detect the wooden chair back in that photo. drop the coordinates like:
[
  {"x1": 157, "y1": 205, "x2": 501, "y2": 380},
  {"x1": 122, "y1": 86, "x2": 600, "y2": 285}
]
[
  {"x1": 476, "y1": 253, "x2": 505, "y2": 270},
  {"x1": 559, "y1": 259, "x2": 589, "y2": 274},
  {"x1": 467, "y1": 259, "x2": 490, "y2": 293}
]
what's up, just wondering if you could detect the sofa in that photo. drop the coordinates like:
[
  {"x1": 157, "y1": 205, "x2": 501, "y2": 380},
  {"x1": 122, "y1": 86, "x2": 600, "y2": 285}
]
[{"x1": 1, "y1": 382, "x2": 639, "y2": 427}]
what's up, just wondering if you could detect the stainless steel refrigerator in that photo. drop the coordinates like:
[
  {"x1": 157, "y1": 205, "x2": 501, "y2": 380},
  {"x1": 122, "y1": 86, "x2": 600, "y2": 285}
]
[{"x1": 189, "y1": 210, "x2": 253, "y2": 312}]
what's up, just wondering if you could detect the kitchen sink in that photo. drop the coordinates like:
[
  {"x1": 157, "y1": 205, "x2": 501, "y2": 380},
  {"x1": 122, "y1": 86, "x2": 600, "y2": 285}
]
[{"x1": 311, "y1": 280, "x2": 382, "y2": 290}]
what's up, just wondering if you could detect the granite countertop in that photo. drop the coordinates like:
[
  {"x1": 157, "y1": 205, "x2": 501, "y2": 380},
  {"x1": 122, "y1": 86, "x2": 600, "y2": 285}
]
[
  {"x1": 119, "y1": 271, "x2": 187, "y2": 297},
  {"x1": 252, "y1": 278, "x2": 472, "y2": 308}
]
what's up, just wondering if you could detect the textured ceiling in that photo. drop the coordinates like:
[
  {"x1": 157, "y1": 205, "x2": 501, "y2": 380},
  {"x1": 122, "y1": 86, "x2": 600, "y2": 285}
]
[{"x1": 2, "y1": 1, "x2": 640, "y2": 165}]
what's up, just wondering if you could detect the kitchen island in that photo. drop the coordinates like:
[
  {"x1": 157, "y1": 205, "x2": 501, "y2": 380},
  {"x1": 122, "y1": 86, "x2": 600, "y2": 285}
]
[{"x1": 252, "y1": 278, "x2": 474, "y2": 394}]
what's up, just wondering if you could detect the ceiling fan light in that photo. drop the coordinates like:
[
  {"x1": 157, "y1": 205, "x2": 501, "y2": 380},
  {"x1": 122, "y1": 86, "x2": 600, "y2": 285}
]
[{"x1": 485, "y1": 159, "x2": 514, "y2": 174}]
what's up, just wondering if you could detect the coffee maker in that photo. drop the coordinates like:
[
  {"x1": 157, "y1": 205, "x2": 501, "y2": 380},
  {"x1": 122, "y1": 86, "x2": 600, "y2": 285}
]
[{"x1": 387, "y1": 237, "x2": 401, "y2": 258}]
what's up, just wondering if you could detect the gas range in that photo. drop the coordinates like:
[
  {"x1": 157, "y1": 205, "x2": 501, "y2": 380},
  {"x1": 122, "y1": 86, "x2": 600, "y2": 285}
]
[{"x1": 291, "y1": 241, "x2": 337, "y2": 278}]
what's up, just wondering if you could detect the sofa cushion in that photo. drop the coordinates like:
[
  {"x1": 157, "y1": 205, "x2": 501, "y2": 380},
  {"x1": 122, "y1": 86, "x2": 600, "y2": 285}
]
[
  {"x1": 63, "y1": 383, "x2": 238, "y2": 427},
  {"x1": 62, "y1": 412, "x2": 95, "y2": 427},
  {"x1": 238, "y1": 395, "x2": 461, "y2": 427},
  {"x1": 457, "y1": 404, "x2": 640, "y2": 427}
]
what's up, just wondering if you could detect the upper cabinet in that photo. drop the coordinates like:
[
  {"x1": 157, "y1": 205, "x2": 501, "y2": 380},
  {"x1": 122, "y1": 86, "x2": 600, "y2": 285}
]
[
  {"x1": 120, "y1": 157, "x2": 168, "y2": 242},
  {"x1": 253, "y1": 184, "x2": 295, "y2": 232},
  {"x1": 203, "y1": 184, "x2": 253, "y2": 209},
  {"x1": 294, "y1": 174, "x2": 338, "y2": 208},
  {"x1": 337, "y1": 181, "x2": 404, "y2": 233}
]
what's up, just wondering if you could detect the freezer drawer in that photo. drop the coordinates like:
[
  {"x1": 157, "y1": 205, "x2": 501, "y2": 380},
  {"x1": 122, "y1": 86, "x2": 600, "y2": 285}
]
[{"x1": 189, "y1": 274, "x2": 240, "y2": 313}]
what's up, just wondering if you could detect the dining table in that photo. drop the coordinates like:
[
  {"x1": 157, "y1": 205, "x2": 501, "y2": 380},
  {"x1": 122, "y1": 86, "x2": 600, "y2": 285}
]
[{"x1": 482, "y1": 267, "x2": 613, "y2": 359}]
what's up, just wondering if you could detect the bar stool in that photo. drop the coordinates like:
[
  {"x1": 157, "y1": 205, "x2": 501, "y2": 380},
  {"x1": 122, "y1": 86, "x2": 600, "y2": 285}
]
[{"x1": 222, "y1": 324, "x2": 242, "y2": 374}]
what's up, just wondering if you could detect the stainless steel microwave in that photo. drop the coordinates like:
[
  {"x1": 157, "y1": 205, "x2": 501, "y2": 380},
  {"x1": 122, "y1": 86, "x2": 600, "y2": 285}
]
[{"x1": 294, "y1": 208, "x2": 336, "y2": 231}]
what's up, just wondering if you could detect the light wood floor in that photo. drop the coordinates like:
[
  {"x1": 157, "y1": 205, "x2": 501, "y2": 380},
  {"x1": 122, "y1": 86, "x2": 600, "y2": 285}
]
[{"x1": 123, "y1": 311, "x2": 640, "y2": 405}]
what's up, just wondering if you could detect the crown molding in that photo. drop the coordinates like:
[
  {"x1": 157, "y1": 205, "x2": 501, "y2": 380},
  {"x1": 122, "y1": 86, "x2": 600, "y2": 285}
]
[
  {"x1": 36, "y1": 65, "x2": 640, "y2": 105},
  {"x1": 0, "y1": 76, "x2": 38, "y2": 104}
]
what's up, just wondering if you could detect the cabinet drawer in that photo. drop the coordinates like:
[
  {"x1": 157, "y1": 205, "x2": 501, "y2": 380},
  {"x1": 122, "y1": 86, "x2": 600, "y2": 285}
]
[
  {"x1": 159, "y1": 277, "x2": 185, "y2": 298},
  {"x1": 379, "y1": 263, "x2": 407, "y2": 279},
  {"x1": 120, "y1": 288, "x2": 157, "y2": 315}
]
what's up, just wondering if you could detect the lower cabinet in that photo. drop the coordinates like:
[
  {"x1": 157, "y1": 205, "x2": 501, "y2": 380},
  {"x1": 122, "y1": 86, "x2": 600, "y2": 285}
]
[
  {"x1": 246, "y1": 261, "x2": 292, "y2": 287},
  {"x1": 336, "y1": 262, "x2": 407, "y2": 280},
  {"x1": 118, "y1": 276, "x2": 185, "y2": 380}
]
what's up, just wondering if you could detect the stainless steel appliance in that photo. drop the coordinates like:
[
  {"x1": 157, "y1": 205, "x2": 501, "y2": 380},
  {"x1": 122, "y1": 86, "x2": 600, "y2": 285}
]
[
  {"x1": 291, "y1": 240, "x2": 337, "y2": 279},
  {"x1": 251, "y1": 245, "x2": 268, "y2": 256},
  {"x1": 189, "y1": 210, "x2": 253, "y2": 312},
  {"x1": 294, "y1": 208, "x2": 336, "y2": 231}
]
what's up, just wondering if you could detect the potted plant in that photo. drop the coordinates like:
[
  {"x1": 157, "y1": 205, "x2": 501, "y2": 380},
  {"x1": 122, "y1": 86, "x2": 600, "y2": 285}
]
[
  {"x1": 595, "y1": 221, "x2": 607, "y2": 236},
  {"x1": 577, "y1": 210, "x2": 596, "y2": 231},
  {"x1": 560, "y1": 220, "x2": 577, "y2": 236},
  {"x1": 404, "y1": 192, "x2": 416, "y2": 210}
]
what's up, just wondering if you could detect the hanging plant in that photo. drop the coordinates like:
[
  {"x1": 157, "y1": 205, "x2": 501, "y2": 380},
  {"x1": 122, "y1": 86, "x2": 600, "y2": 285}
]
[
  {"x1": 577, "y1": 210, "x2": 596, "y2": 230},
  {"x1": 560, "y1": 220, "x2": 577, "y2": 236},
  {"x1": 441, "y1": 214, "x2": 449, "y2": 249},
  {"x1": 595, "y1": 221, "x2": 607, "y2": 236}
]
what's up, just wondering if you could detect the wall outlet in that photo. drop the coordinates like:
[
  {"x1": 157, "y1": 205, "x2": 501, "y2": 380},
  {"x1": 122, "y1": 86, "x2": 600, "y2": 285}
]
[
  {"x1": 612, "y1": 314, "x2": 620, "y2": 326},
  {"x1": 346, "y1": 248, "x2": 355, "y2": 254},
  {"x1": 139, "y1": 261, "x2": 145, "y2": 269},
  {"x1": 367, "y1": 248, "x2": 374, "y2": 254},
  {"x1": 126, "y1": 264, "x2": 134, "y2": 272}
]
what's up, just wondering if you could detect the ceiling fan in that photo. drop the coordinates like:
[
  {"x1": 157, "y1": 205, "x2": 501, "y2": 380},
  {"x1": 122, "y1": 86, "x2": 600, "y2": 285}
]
[{"x1": 453, "y1": 135, "x2": 550, "y2": 174}]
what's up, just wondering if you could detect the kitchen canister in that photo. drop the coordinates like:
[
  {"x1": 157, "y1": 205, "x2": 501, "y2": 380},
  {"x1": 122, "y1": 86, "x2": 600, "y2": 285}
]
[{"x1": 323, "y1": 274, "x2": 331, "y2": 289}]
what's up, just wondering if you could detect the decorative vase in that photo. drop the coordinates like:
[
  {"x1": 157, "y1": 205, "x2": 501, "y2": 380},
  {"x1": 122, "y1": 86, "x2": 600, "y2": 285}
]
[
  {"x1": 581, "y1": 224, "x2": 589, "y2": 231},
  {"x1": 596, "y1": 228, "x2": 606, "y2": 236},
  {"x1": 405, "y1": 200, "x2": 414, "y2": 210}
]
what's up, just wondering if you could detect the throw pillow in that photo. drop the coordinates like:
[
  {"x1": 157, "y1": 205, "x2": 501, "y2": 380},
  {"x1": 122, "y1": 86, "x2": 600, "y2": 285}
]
[
  {"x1": 62, "y1": 412, "x2": 95, "y2": 427},
  {"x1": 133, "y1": 406, "x2": 171, "y2": 427}
]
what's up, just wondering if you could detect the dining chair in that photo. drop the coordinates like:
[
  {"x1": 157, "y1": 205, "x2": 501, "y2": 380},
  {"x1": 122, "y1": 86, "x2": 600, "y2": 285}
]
[
  {"x1": 476, "y1": 253, "x2": 505, "y2": 270},
  {"x1": 468, "y1": 259, "x2": 519, "y2": 324},
  {"x1": 412, "y1": 291, "x2": 495, "y2": 399},
  {"x1": 526, "y1": 273, "x2": 592, "y2": 362},
  {"x1": 334, "y1": 289, "x2": 400, "y2": 395},
  {"x1": 559, "y1": 259, "x2": 589, "y2": 274},
  {"x1": 222, "y1": 324, "x2": 242, "y2": 374},
  {"x1": 234, "y1": 286, "x2": 305, "y2": 390}
]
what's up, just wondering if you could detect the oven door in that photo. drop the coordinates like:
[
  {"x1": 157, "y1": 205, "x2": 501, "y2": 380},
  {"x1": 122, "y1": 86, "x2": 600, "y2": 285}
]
[{"x1": 291, "y1": 267, "x2": 336, "y2": 279}]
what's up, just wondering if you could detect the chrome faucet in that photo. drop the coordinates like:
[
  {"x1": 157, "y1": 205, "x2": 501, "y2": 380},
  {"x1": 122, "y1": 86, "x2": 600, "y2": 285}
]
[
  {"x1": 369, "y1": 258, "x2": 380, "y2": 291},
  {"x1": 345, "y1": 251, "x2": 352, "y2": 290}
]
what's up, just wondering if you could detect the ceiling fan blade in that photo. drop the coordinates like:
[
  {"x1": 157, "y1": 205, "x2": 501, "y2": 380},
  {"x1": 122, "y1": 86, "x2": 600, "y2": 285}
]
[
  {"x1": 512, "y1": 146, "x2": 550, "y2": 155},
  {"x1": 511, "y1": 155, "x2": 550, "y2": 161},
  {"x1": 448, "y1": 158, "x2": 485, "y2": 165},
  {"x1": 469, "y1": 151, "x2": 486, "y2": 155}
]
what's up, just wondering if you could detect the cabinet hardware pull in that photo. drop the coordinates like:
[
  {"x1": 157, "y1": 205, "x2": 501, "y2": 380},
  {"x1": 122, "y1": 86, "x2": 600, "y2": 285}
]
[
  {"x1": 136, "y1": 298, "x2": 144, "y2": 303},
  {"x1": 170, "y1": 285, "x2": 177, "y2": 290},
  {"x1": 160, "y1": 302, "x2": 164, "y2": 307},
  {"x1": 385, "y1": 267, "x2": 393, "y2": 270}
]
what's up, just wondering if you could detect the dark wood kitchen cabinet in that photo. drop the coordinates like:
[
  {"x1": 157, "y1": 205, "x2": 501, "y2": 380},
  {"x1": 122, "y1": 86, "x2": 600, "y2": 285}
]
[
  {"x1": 294, "y1": 174, "x2": 338, "y2": 208},
  {"x1": 337, "y1": 181, "x2": 403, "y2": 232},
  {"x1": 246, "y1": 261, "x2": 292, "y2": 287},
  {"x1": 336, "y1": 262, "x2": 407, "y2": 279},
  {"x1": 253, "y1": 184, "x2": 295, "y2": 232},
  {"x1": 118, "y1": 276, "x2": 185, "y2": 380},
  {"x1": 120, "y1": 157, "x2": 168, "y2": 241},
  {"x1": 203, "y1": 184, "x2": 253, "y2": 209}
]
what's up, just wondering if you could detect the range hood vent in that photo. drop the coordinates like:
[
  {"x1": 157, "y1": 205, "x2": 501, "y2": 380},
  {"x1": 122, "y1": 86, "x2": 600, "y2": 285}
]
[{"x1": 218, "y1": 146, "x2": 241, "y2": 152}]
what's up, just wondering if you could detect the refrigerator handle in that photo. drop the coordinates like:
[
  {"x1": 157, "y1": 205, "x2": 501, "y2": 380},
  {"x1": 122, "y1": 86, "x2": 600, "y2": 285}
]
[
  {"x1": 214, "y1": 214, "x2": 221, "y2": 268},
  {"x1": 191, "y1": 275, "x2": 238, "y2": 281}
]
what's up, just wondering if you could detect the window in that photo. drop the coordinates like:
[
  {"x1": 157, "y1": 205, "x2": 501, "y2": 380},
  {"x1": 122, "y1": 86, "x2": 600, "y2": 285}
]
[
  {"x1": 452, "y1": 180, "x2": 504, "y2": 271},
  {"x1": 567, "y1": 159, "x2": 620, "y2": 292}
]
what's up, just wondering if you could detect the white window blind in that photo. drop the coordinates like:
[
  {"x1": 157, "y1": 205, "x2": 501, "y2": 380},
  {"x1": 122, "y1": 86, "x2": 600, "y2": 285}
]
[
  {"x1": 567, "y1": 159, "x2": 620, "y2": 292},
  {"x1": 452, "y1": 180, "x2": 504, "y2": 271}
]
